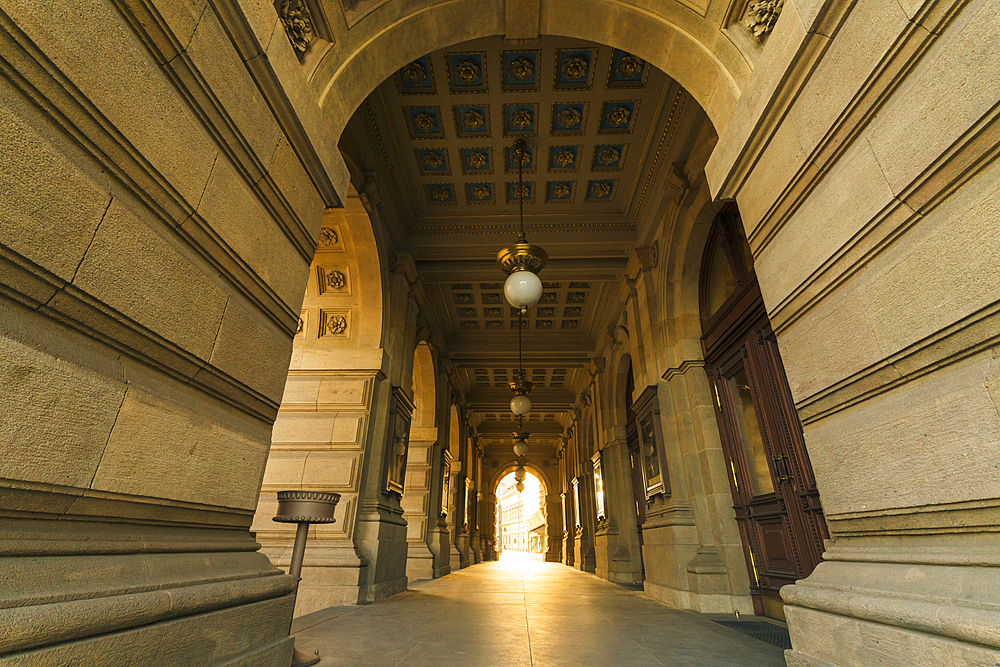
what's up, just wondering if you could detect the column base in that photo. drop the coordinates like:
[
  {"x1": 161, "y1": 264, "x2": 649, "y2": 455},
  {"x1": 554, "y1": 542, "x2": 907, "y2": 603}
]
[
  {"x1": 782, "y1": 549, "x2": 1000, "y2": 667},
  {"x1": 0, "y1": 518, "x2": 297, "y2": 665},
  {"x1": 643, "y1": 579, "x2": 754, "y2": 615},
  {"x1": 405, "y1": 541, "x2": 435, "y2": 581}
]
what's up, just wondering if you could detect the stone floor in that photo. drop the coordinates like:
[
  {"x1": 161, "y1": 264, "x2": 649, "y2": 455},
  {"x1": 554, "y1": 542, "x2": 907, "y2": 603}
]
[{"x1": 290, "y1": 551, "x2": 788, "y2": 666}]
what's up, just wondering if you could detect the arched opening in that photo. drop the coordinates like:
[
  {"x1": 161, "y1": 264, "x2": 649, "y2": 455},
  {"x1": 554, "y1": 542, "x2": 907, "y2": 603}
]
[
  {"x1": 404, "y1": 340, "x2": 440, "y2": 580},
  {"x1": 495, "y1": 469, "x2": 547, "y2": 559},
  {"x1": 311, "y1": 0, "x2": 750, "y2": 185}
]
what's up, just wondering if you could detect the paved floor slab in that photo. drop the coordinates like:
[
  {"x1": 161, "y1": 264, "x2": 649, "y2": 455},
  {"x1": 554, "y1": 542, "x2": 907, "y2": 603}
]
[{"x1": 291, "y1": 552, "x2": 788, "y2": 666}]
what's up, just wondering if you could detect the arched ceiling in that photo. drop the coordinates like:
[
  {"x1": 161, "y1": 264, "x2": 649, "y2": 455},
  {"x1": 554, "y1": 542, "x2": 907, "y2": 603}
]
[{"x1": 341, "y1": 34, "x2": 710, "y2": 455}]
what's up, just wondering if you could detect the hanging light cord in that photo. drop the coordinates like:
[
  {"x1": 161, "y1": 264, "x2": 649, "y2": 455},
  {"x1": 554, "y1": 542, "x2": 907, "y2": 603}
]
[
  {"x1": 517, "y1": 143, "x2": 526, "y2": 243},
  {"x1": 518, "y1": 308, "x2": 524, "y2": 382}
]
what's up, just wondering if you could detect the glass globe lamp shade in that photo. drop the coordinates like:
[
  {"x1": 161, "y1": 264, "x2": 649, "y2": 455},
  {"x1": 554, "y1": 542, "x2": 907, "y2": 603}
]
[
  {"x1": 504, "y1": 269, "x2": 542, "y2": 309},
  {"x1": 513, "y1": 440, "x2": 528, "y2": 456},
  {"x1": 510, "y1": 393, "x2": 532, "y2": 415},
  {"x1": 516, "y1": 481, "x2": 525, "y2": 493},
  {"x1": 514, "y1": 466, "x2": 526, "y2": 482}
]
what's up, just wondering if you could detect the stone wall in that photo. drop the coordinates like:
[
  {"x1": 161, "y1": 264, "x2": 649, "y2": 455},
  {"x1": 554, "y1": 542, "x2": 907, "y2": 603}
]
[{"x1": 0, "y1": 0, "x2": 338, "y2": 661}]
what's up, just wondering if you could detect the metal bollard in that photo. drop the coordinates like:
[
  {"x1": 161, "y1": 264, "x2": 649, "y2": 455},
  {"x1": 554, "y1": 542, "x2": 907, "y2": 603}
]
[{"x1": 273, "y1": 490, "x2": 341, "y2": 667}]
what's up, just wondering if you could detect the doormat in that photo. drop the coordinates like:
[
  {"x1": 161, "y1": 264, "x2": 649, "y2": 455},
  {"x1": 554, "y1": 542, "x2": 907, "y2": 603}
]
[{"x1": 712, "y1": 620, "x2": 792, "y2": 649}]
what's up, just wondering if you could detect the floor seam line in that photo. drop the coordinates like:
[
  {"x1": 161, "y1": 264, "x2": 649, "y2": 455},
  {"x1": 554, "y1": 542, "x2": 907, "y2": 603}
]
[
  {"x1": 594, "y1": 604, "x2": 669, "y2": 667},
  {"x1": 391, "y1": 626, "x2": 436, "y2": 667}
]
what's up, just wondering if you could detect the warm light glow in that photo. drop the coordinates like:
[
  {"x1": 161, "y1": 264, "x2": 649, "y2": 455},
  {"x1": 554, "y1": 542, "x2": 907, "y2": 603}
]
[
  {"x1": 513, "y1": 439, "x2": 528, "y2": 456},
  {"x1": 504, "y1": 269, "x2": 542, "y2": 308},
  {"x1": 510, "y1": 393, "x2": 531, "y2": 415}
]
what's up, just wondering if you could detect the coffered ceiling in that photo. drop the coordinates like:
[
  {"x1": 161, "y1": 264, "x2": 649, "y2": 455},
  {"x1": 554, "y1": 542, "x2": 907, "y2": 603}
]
[{"x1": 350, "y1": 35, "x2": 707, "y2": 449}]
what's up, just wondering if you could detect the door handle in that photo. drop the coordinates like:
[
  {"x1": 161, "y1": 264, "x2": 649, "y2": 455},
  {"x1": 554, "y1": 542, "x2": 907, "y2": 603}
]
[{"x1": 771, "y1": 455, "x2": 793, "y2": 484}]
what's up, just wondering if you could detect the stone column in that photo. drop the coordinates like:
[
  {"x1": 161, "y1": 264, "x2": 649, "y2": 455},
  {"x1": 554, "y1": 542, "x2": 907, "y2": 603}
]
[
  {"x1": 593, "y1": 436, "x2": 643, "y2": 584},
  {"x1": 545, "y1": 493, "x2": 563, "y2": 562},
  {"x1": 427, "y1": 448, "x2": 453, "y2": 577},
  {"x1": 402, "y1": 426, "x2": 437, "y2": 580},
  {"x1": 573, "y1": 472, "x2": 597, "y2": 573}
]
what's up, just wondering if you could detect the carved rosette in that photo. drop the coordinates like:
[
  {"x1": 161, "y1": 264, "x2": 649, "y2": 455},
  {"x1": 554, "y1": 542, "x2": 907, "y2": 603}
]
[
  {"x1": 461, "y1": 109, "x2": 485, "y2": 131},
  {"x1": 509, "y1": 57, "x2": 533, "y2": 82},
  {"x1": 431, "y1": 186, "x2": 451, "y2": 201},
  {"x1": 511, "y1": 108, "x2": 532, "y2": 130},
  {"x1": 617, "y1": 54, "x2": 644, "y2": 78},
  {"x1": 402, "y1": 61, "x2": 427, "y2": 85},
  {"x1": 325, "y1": 314, "x2": 348, "y2": 336},
  {"x1": 552, "y1": 183, "x2": 571, "y2": 199},
  {"x1": 554, "y1": 150, "x2": 575, "y2": 167},
  {"x1": 557, "y1": 108, "x2": 581, "y2": 128},
  {"x1": 318, "y1": 227, "x2": 338, "y2": 247},
  {"x1": 467, "y1": 151, "x2": 488, "y2": 169},
  {"x1": 422, "y1": 152, "x2": 444, "y2": 170},
  {"x1": 607, "y1": 106, "x2": 630, "y2": 127},
  {"x1": 561, "y1": 56, "x2": 588, "y2": 81},
  {"x1": 455, "y1": 59, "x2": 480, "y2": 84},
  {"x1": 277, "y1": 0, "x2": 315, "y2": 53},
  {"x1": 325, "y1": 270, "x2": 346, "y2": 290},
  {"x1": 590, "y1": 182, "x2": 612, "y2": 198},
  {"x1": 598, "y1": 147, "x2": 620, "y2": 166},
  {"x1": 414, "y1": 112, "x2": 437, "y2": 131},
  {"x1": 743, "y1": 0, "x2": 784, "y2": 39}
]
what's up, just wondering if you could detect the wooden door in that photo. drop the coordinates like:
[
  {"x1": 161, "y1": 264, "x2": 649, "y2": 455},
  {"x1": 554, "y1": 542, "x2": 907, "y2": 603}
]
[{"x1": 701, "y1": 206, "x2": 827, "y2": 619}]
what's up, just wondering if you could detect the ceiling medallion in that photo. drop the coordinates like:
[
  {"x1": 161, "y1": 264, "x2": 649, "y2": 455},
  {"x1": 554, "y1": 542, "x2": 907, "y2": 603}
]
[
  {"x1": 511, "y1": 183, "x2": 530, "y2": 200},
  {"x1": 598, "y1": 147, "x2": 620, "y2": 165},
  {"x1": 431, "y1": 185, "x2": 451, "y2": 201},
  {"x1": 422, "y1": 152, "x2": 445, "y2": 169},
  {"x1": 557, "y1": 108, "x2": 581, "y2": 128},
  {"x1": 552, "y1": 183, "x2": 571, "y2": 199},
  {"x1": 467, "y1": 150, "x2": 488, "y2": 169},
  {"x1": 509, "y1": 57, "x2": 534, "y2": 82},
  {"x1": 607, "y1": 105, "x2": 631, "y2": 127},
  {"x1": 590, "y1": 182, "x2": 612, "y2": 198},
  {"x1": 561, "y1": 56, "x2": 588, "y2": 81},
  {"x1": 511, "y1": 108, "x2": 533, "y2": 130},
  {"x1": 554, "y1": 149, "x2": 575, "y2": 167},
  {"x1": 617, "y1": 54, "x2": 644, "y2": 79},
  {"x1": 402, "y1": 61, "x2": 427, "y2": 85},
  {"x1": 471, "y1": 184, "x2": 491, "y2": 200},
  {"x1": 462, "y1": 108, "x2": 485, "y2": 130},
  {"x1": 455, "y1": 59, "x2": 481, "y2": 83}
]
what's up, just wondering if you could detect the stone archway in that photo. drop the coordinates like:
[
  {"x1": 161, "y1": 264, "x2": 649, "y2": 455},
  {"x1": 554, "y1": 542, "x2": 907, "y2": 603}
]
[
  {"x1": 488, "y1": 460, "x2": 561, "y2": 562},
  {"x1": 308, "y1": 0, "x2": 751, "y2": 196}
]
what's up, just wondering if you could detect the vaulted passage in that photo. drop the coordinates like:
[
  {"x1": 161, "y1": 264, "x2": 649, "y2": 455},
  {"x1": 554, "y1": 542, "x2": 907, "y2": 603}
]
[
  {"x1": 288, "y1": 557, "x2": 786, "y2": 666},
  {"x1": 4, "y1": 0, "x2": 1000, "y2": 665}
]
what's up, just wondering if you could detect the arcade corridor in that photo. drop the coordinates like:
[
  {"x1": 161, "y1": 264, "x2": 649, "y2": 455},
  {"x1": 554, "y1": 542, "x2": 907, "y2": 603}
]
[{"x1": 288, "y1": 553, "x2": 786, "y2": 666}]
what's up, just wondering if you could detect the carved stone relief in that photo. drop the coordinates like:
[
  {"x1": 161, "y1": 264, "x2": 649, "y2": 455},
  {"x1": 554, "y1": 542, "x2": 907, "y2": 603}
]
[
  {"x1": 743, "y1": 0, "x2": 783, "y2": 39},
  {"x1": 320, "y1": 310, "x2": 351, "y2": 337},
  {"x1": 316, "y1": 225, "x2": 344, "y2": 252},
  {"x1": 277, "y1": 0, "x2": 315, "y2": 53}
]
